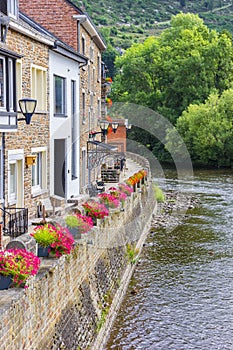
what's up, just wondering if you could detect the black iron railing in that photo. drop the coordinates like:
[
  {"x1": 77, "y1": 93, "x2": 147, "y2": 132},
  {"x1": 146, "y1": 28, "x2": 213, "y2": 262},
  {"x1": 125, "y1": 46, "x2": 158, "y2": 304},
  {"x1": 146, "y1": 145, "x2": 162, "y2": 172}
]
[{"x1": 0, "y1": 207, "x2": 28, "y2": 238}]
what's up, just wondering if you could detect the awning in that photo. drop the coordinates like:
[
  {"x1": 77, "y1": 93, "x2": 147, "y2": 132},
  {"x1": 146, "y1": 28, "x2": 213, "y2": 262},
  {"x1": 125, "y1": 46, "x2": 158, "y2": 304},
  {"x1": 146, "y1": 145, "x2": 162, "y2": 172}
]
[
  {"x1": 88, "y1": 140, "x2": 118, "y2": 152},
  {"x1": 87, "y1": 140, "x2": 118, "y2": 170}
]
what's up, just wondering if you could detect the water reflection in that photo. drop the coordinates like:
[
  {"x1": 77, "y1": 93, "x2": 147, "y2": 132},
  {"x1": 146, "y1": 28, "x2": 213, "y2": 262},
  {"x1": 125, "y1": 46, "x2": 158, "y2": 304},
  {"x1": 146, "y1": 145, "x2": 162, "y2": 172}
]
[{"x1": 105, "y1": 169, "x2": 233, "y2": 349}]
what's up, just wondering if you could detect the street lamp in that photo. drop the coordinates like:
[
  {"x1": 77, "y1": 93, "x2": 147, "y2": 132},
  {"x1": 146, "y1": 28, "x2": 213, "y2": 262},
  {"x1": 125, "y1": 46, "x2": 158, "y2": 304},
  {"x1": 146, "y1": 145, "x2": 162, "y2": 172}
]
[
  {"x1": 99, "y1": 120, "x2": 110, "y2": 136},
  {"x1": 111, "y1": 122, "x2": 119, "y2": 133},
  {"x1": 89, "y1": 121, "x2": 110, "y2": 140},
  {"x1": 18, "y1": 98, "x2": 37, "y2": 125}
]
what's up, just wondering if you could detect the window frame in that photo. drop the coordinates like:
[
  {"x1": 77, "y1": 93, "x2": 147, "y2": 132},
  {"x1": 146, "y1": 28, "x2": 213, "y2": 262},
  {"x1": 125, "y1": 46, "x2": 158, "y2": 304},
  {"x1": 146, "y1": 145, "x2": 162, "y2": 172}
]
[
  {"x1": 0, "y1": 56, "x2": 6, "y2": 110},
  {"x1": 9, "y1": 161, "x2": 17, "y2": 203},
  {"x1": 71, "y1": 80, "x2": 78, "y2": 180},
  {"x1": 82, "y1": 90, "x2": 86, "y2": 124},
  {"x1": 31, "y1": 147, "x2": 47, "y2": 196},
  {"x1": 81, "y1": 35, "x2": 85, "y2": 56},
  {"x1": 31, "y1": 64, "x2": 47, "y2": 112},
  {"x1": 97, "y1": 55, "x2": 101, "y2": 82},
  {"x1": 54, "y1": 74, "x2": 66, "y2": 117},
  {"x1": 8, "y1": 0, "x2": 17, "y2": 18},
  {"x1": 0, "y1": 55, "x2": 16, "y2": 113}
]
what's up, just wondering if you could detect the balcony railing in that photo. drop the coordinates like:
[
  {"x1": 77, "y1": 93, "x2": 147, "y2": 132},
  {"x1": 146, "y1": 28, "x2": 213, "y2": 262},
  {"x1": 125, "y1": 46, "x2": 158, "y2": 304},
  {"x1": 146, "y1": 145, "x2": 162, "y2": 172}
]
[{"x1": 1, "y1": 207, "x2": 28, "y2": 238}]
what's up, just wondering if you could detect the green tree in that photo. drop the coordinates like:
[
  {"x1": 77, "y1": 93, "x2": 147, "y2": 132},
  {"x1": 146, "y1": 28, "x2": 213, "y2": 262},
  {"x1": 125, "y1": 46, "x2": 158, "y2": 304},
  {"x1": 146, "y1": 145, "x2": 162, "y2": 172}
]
[
  {"x1": 113, "y1": 13, "x2": 233, "y2": 123},
  {"x1": 166, "y1": 89, "x2": 233, "y2": 166}
]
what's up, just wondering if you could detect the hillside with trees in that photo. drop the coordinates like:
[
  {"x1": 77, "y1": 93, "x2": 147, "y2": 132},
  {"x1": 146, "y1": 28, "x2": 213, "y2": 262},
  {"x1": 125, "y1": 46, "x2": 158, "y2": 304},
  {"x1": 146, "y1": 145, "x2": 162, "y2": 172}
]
[{"x1": 74, "y1": 0, "x2": 233, "y2": 48}]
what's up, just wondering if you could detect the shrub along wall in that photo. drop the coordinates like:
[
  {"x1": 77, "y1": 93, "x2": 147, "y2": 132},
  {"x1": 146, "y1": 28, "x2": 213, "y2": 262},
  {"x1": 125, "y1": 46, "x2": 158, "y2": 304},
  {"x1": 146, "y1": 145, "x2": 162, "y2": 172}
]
[{"x1": 0, "y1": 181, "x2": 156, "y2": 350}]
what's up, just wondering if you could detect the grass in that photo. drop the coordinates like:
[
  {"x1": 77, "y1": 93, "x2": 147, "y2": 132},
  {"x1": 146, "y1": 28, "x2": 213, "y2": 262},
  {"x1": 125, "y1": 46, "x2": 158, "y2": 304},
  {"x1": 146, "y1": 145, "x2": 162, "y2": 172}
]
[
  {"x1": 126, "y1": 243, "x2": 139, "y2": 264},
  {"x1": 153, "y1": 184, "x2": 165, "y2": 203}
]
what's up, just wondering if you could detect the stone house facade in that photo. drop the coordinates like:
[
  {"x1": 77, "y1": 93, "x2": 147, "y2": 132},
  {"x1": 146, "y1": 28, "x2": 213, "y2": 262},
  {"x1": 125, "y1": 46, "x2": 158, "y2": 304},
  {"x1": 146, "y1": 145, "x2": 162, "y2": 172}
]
[
  {"x1": 19, "y1": 0, "x2": 107, "y2": 193},
  {"x1": 0, "y1": 4, "x2": 54, "y2": 232}
]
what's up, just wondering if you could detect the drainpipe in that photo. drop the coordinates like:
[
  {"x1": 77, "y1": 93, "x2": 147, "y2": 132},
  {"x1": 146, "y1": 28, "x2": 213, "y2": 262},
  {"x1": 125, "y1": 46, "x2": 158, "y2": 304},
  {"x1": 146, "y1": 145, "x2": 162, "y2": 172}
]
[
  {"x1": 1, "y1": 133, "x2": 5, "y2": 246},
  {"x1": 74, "y1": 15, "x2": 87, "y2": 54}
]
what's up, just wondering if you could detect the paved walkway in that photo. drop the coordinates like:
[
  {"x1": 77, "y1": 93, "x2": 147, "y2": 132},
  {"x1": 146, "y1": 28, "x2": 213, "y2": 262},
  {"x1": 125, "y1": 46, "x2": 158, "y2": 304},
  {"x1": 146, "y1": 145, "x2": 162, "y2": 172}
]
[{"x1": 104, "y1": 158, "x2": 142, "y2": 190}]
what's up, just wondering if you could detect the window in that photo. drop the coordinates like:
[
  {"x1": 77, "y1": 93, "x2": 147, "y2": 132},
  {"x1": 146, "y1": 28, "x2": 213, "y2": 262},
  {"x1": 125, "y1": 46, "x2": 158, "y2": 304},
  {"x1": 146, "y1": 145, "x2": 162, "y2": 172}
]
[
  {"x1": 54, "y1": 75, "x2": 66, "y2": 116},
  {"x1": 88, "y1": 65, "x2": 91, "y2": 91},
  {"x1": 9, "y1": 162, "x2": 16, "y2": 202},
  {"x1": 31, "y1": 148, "x2": 47, "y2": 195},
  {"x1": 0, "y1": 2, "x2": 7, "y2": 15},
  {"x1": 31, "y1": 65, "x2": 47, "y2": 111},
  {"x1": 71, "y1": 80, "x2": 78, "y2": 180},
  {"x1": 97, "y1": 55, "x2": 101, "y2": 82},
  {"x1": 0, "y1": 58, "x2": 5, "y2": 108},
  {"x1": 90, "y1": 46, "x2": 94, "y2": 62},
  {"x1": 8, "y1": 150, "x2": 24, "y2": 206},
  {"x1": 0, "y1": 1, "x2": 17, "y2": 17},
  {"x1": 81, "y1": 36, "x2": 85, "y2": 56},
  {"x1": 8, "y1": 0, "x2": 17, "y2": 17},
  {"x1": 16, "y1": 60, "x2": 22, "y2": 102},
  {"x1": 8, "y1": 59, "x2": 13, "y2": 111},
  {"x1": 82, "y1": 91, "x2": 86, "y2": 124},
  {"x1": 0, "y1": 56, "x2": 15, "y2": 111}
]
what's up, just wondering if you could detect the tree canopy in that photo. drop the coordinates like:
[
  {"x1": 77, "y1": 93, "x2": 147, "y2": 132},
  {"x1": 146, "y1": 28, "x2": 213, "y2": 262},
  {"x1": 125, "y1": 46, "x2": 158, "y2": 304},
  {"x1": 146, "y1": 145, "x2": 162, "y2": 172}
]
[
  {"x1": 166, "y1": 89, "x2": 233, "y2": 166},
  {"x1": 113, "y1": 13, "x2": 233, "y2": 123}
]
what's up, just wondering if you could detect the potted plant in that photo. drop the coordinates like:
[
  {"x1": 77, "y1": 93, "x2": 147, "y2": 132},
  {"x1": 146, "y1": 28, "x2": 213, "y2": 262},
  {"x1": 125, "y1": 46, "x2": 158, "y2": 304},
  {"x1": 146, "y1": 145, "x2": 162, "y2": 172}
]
[
  {"x1": 31, "y1": 224, "x2": 58, "y2": 257},
  {"x1": 97, "y1": 192, "x2": 120, "y2": 209},
  {"x1": 118, "y1": 183, "x2": 133, "y2": 196},
  {"x1": 48, "y1": 225, "x2": 75, "y2": 257},
  {"x1": 0, "y1": 249, "x2": 40, "y2": 289},
  {"x1": 109, "y1": 187, "x2": 127, "y2": 204},
  {"x1": 65, "y1": 214, "x2": 93, "y2": 239},
  {"x1": 31, "y1": 223, "x2": 75, "y2": 257},
  {"x1": 82, "y1": 200, "x2": 109, "y2": 224},
  {"x1": 65, "y1": 214, "x2": 81, "y2": 239}
]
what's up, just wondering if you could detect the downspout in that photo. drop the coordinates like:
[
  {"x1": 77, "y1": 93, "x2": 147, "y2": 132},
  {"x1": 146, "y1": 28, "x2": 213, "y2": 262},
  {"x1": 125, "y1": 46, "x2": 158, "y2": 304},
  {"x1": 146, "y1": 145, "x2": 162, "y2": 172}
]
[
  {"x1": 74, "y1": 15, "x2": 87, "y2": 54},
  {"x1": 2, "y1": 133, "x2": 5, "y2": 244}
]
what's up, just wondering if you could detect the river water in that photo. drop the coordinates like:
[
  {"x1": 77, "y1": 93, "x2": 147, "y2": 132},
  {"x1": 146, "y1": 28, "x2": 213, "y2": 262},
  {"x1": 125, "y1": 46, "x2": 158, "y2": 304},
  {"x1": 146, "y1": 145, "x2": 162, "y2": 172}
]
[{"x1": 105, "y1": 169, "x2": 233, "y2": 350}]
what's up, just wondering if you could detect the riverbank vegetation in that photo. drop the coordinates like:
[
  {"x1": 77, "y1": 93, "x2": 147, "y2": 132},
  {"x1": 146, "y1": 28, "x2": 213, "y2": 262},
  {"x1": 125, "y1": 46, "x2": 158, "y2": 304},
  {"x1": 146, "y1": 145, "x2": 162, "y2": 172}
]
[{"x1": 109, "y1": 13, "x2": 233, "y2": 167}]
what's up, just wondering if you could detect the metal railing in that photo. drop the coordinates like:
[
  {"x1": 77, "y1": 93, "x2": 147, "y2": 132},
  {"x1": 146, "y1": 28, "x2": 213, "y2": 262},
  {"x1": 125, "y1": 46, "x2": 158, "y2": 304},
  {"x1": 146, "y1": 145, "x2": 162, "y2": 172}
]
[{"x1": 0, "y1": 207, "x2": 28, "y2": 238}]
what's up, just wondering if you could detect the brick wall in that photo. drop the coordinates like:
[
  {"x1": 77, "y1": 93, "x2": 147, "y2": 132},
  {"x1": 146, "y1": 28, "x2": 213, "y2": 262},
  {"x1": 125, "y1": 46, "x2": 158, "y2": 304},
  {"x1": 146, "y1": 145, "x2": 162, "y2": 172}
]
[
  {"x1": 107, "y1": 125, "x2": 127, "y2": 153},
  {"x1": 19, "y1": 0, "x2": 79, "y2": 51},
  {"x1": 4, "y1": 28, "x2": 50, "y2": 217},
  {"x1": 0, "y1": 180, "x2": 156, "y2": 350}
]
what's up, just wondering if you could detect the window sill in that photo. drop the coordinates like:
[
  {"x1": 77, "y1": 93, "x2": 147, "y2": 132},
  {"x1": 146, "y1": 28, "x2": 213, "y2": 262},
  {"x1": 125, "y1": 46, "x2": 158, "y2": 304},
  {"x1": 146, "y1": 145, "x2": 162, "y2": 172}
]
[
  {"x1": 31, "y1": 189, "x2": 48, "y2": 198},
  {"x1": 8, "y1": 200, "x2": 16, "y2": 206},
  {"x1": 54, "y1": 114, "x2": 68, "y2": 118}
]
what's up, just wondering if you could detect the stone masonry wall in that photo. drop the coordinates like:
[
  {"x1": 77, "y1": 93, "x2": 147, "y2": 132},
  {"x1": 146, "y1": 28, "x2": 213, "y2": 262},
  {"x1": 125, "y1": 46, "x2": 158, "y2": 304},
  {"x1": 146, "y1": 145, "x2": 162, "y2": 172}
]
[
  {"x1": 4, "y1": 28, "x2": 50, "y2": 218},
  {"x1": 0, "y1": 180, "x2": 156, "y2": 350}
]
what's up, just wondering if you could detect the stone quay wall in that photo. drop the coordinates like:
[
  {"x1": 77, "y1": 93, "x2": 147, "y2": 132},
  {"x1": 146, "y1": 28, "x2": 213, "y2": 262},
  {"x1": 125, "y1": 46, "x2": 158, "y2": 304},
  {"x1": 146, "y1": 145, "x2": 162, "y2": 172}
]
[{"x1": 0, "y1": 178, "x2": 156, "y2": 350}]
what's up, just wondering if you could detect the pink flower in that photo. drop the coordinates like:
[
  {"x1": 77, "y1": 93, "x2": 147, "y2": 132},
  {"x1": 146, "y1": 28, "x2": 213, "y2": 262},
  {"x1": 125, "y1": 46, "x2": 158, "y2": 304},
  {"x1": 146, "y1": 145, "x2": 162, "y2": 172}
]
[
  {"x1": 82, "y1": 200, "x2": 109, "y2": 219},
  {"x1": 97, "y1": 193, "x2": 120, "y2": 208},
  {"x1": 0, "y1": 249, "x2": 40, "y2": 287}
]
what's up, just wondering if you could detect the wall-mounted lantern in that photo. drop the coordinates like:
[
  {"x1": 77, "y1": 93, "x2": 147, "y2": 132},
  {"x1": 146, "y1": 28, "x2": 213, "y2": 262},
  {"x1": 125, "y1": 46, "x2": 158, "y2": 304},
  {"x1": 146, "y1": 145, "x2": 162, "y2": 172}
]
[
  {"x1": 111, "y1": 122, "x2": 119, "y2": 133},
  {"x1": 18, "y1": 98, "x2": 37, "y2": 125},
  {"x1": 25, "y1": 155, "x2": 37, "y2": 168}
]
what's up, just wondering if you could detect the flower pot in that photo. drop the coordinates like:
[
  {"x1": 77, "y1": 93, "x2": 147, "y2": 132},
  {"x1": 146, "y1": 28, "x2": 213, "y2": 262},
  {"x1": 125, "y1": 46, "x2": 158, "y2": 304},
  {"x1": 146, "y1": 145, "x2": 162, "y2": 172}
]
[
  {"x1": 67, "y1": 227, "x2": 81, "y2": 240},
  {"x1": 92, "y1": 217, "x2": 98, "y2": 226},
  {"x1": 0, "y1": 275, "x2": 13, "y2": 290},
  {"x1": 37, "y1": 245, "x2": 50, "y2": 257}
]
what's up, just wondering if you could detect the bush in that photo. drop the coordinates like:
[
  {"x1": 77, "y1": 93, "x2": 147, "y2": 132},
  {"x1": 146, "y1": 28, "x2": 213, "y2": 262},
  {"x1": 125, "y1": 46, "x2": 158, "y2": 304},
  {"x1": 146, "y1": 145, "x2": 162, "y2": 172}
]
[{"x1": 153, "y1": 185, "x2": 165, "y2": 203}]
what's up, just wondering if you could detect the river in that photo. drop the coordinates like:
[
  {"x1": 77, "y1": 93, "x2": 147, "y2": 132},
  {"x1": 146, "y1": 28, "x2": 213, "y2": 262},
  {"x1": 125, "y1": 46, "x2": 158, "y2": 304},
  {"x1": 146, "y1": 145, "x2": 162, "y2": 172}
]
[{"x1": 105, "y1": 169, "x2": 233, "y2": 349}]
